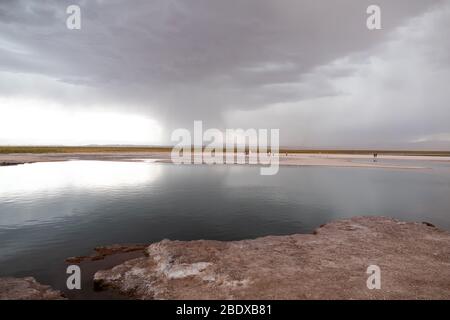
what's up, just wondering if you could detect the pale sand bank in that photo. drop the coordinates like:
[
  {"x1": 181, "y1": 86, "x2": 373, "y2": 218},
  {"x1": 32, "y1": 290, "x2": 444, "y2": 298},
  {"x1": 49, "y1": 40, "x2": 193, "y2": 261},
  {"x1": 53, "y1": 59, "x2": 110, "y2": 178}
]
[{"x1": 2, "y1": 151, "x2": 450, "y2": 169}]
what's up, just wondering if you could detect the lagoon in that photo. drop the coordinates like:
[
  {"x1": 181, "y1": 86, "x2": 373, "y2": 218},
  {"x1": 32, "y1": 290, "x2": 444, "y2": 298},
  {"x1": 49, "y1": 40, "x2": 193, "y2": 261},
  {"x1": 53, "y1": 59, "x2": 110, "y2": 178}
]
[{"x1": 0, "y1": 160, "x2": 449, "y2": 291}]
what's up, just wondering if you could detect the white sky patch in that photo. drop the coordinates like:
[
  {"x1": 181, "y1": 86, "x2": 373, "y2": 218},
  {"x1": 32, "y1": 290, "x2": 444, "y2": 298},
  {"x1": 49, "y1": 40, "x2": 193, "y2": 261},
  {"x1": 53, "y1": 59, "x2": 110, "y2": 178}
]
[
  {"x1": 0, "y1": 97, "x2": 162, "y2": 145},
  {"x1": 0, "y1": 36, "x2": 30, "y2": 55},
  {"x1": 411, "y1": 133, "x2": 450, "y2": 143},
  {"x1": 242, "y1": 62, "x2": 296, "y2": 73}
]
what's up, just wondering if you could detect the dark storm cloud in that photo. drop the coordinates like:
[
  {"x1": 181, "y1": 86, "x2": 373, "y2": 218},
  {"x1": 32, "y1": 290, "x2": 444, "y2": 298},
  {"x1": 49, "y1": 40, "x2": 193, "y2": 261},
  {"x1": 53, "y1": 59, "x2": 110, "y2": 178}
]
[{"x1": 0, "y1": 0, "x2": 449, "y2": 147}]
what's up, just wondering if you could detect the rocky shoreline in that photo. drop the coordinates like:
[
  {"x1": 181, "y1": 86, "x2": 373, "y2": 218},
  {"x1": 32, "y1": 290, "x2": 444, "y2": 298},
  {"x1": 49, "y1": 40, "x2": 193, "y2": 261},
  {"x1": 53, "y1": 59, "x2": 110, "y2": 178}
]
[
  {"x1": 0, "y1": 161, "x2": 27, "y2": 166},
  {"x1": 0, "y1": 277, "x2": 65, "y2": 300},
  {"x1": 1, "y1": 216, "x2": 449, "y2": 300},
  {"x1": 66, "y1": 244, "x2": 148, "y2": 264}
]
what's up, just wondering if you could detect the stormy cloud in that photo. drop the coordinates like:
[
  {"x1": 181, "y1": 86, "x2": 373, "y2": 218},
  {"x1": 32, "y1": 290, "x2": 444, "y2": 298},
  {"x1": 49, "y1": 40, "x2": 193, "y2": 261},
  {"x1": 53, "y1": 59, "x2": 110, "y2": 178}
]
[{"x1": 0, "y1": 0, "x2": 449, "y2": 148}]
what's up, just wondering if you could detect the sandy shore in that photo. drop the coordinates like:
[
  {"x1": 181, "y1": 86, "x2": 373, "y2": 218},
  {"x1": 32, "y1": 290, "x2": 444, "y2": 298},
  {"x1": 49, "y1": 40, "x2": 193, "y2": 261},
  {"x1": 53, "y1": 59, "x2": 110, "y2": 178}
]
[{"x1": 2, "y1": 151, "x2": 449, "y2": 169}]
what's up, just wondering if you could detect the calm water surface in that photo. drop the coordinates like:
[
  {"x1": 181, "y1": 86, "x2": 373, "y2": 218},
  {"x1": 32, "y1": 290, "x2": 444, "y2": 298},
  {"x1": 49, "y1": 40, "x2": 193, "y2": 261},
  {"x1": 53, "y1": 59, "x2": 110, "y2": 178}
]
[{"x1": 1, "y1": 160, "x2": 449, "y2": 294}]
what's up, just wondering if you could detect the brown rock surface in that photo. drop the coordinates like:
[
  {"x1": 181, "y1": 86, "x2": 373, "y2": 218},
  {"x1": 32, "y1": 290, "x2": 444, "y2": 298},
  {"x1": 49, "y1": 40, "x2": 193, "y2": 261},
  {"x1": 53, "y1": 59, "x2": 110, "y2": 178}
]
[
  {"x1": 0, "y1": 277, "x2": 65, "y2": 300},
  {"x1": 93, "y1": 216, "x2": 450, "y2": 299},
  {"x1": 66, "y1": 244, "x2": 147, "y2": 263}
]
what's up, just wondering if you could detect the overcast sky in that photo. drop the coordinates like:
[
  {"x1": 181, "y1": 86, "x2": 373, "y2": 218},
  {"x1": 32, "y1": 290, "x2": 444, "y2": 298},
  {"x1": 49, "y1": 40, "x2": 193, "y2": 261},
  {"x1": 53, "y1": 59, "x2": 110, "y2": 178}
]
[{"x1": 0, "y1": 0, "x2": 449, "y2": 148}]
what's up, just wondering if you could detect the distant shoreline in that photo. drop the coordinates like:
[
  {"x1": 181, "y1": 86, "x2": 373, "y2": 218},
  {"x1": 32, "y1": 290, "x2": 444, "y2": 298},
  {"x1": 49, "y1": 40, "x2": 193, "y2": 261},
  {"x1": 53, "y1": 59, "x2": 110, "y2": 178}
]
[
  {"x1": 1, "y1": 146, "x2": 450, "y2": 156},
  {"x1": 2, "y1": 150, "x2": 450, "y2": 170}
]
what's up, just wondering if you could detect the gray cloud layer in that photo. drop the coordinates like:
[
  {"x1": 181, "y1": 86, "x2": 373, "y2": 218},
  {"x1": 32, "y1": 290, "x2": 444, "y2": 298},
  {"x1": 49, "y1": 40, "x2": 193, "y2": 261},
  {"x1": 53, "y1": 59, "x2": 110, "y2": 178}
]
[{"x1": 0, "y1": 0, "x2": 449, "y2": 148}]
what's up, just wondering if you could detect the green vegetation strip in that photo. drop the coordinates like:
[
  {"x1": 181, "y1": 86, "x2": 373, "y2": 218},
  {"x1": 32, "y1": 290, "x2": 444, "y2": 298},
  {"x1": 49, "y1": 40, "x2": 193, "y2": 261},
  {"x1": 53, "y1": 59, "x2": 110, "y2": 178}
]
[{"x1": 0, "y1": 146, "x2": 172, "y2": 154}]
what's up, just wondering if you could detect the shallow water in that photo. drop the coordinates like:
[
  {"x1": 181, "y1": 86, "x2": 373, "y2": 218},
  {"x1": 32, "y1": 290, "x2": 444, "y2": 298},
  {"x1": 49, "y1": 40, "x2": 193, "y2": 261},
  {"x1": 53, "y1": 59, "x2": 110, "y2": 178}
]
[{"x1": 0, "y1": 160, "x2": 449, "y2": 294}]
